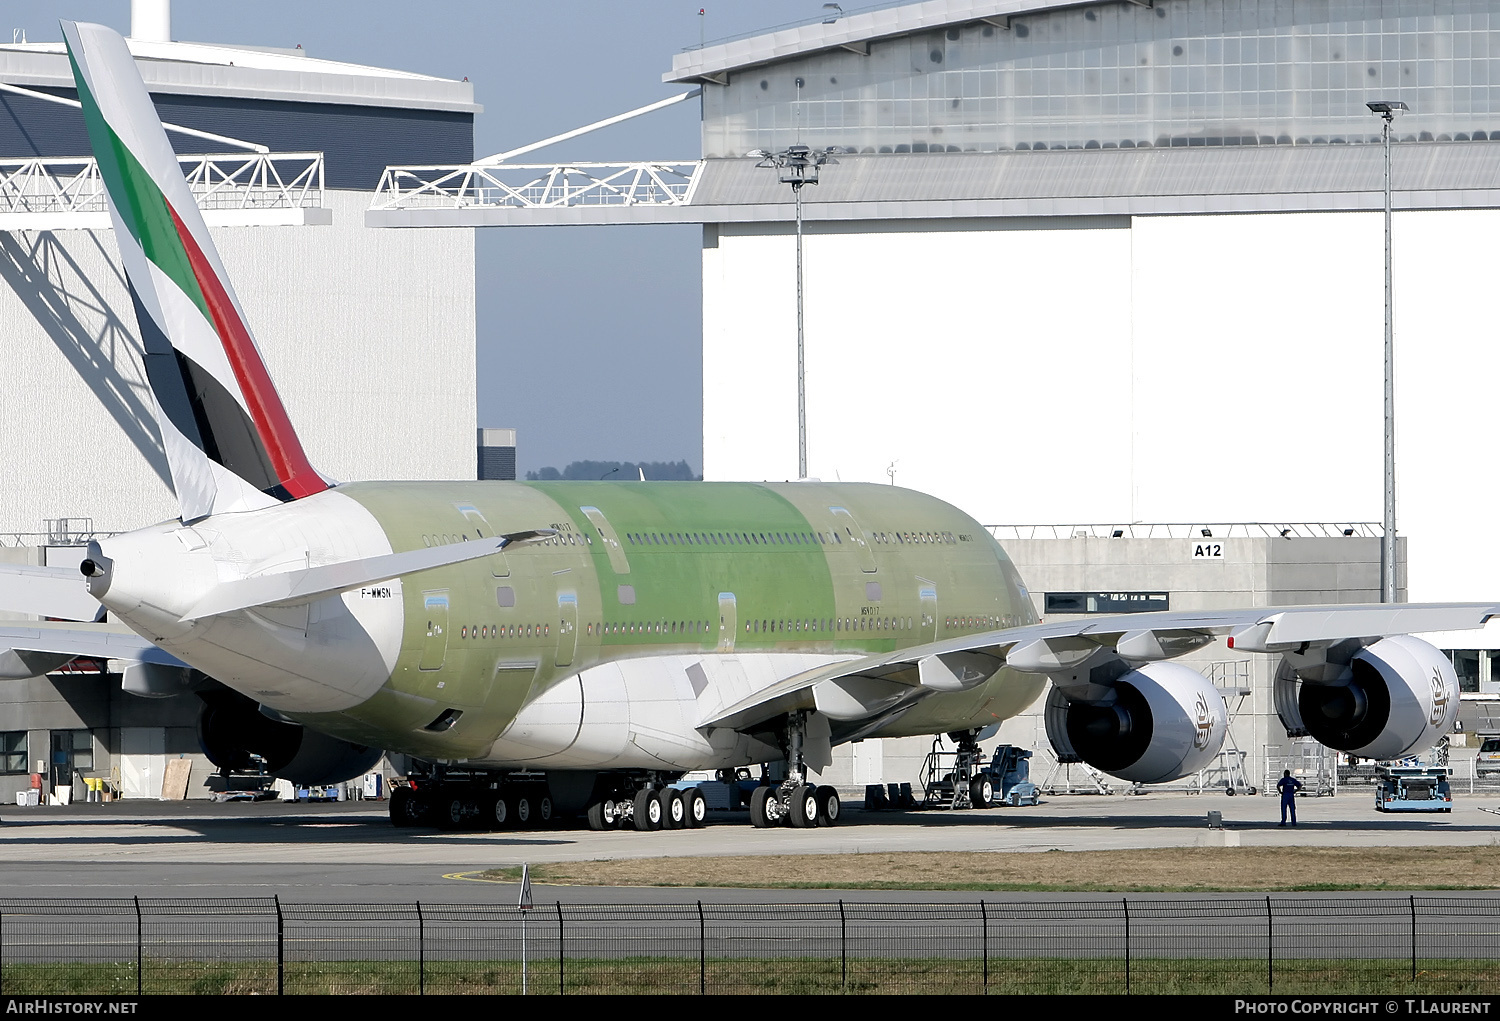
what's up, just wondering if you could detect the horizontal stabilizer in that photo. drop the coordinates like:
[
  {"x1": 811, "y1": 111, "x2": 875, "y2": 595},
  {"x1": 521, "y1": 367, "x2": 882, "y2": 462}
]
[
  {"x1": 0, "y1": 563, "x2": 101, "y2": 621},
  {"x1": 0, "y1": 621, "x2": 184, "y2": 680},
  {"x1": 180, "y1": 528, "x2": 556, "y2": 621}
]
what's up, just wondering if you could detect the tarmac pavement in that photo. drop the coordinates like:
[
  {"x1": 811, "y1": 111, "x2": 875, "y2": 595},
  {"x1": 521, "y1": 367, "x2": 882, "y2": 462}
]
[{"x1": 0, "y1": 786, "x2": 1496, "y2": 901}]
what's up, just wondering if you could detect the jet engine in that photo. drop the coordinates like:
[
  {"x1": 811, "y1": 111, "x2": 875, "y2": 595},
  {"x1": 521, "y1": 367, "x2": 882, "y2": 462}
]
[
  {"x1": 198, "y1": 690, "x2": 382, "y2": 786},
  {"x1": 1287, "y1": 635, "x2": 1457, "y2": 761},
  {"x1": 1044, "y1": 662, "x2": 1228, "y2": 784}
]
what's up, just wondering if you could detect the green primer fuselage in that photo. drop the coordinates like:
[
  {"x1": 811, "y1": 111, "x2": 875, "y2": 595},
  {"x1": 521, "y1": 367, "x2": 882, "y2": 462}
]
[{"x1": 301, "y1": 480, "x2": 1042, "y2": 767}]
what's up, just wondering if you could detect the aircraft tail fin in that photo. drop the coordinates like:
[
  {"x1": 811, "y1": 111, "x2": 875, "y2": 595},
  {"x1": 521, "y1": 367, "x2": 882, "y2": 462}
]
[{"x1": 62, "y1": 21, "x2": 328, "y2": 522}]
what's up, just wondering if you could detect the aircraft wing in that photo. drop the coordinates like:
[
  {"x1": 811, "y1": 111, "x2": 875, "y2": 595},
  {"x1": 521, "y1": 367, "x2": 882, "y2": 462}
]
[
  {"x1": 697, "y1": 602, "x2": 1500, "y2": 733},
  {"x1": 0, "y1": 563, "x2": 101, "y2": 621},
  {"x1": 0, "y1": 620, "x2": 185, "y2": 680}
]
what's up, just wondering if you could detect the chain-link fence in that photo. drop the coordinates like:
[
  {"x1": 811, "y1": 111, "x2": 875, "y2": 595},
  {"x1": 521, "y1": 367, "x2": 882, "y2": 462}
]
[{"x1": 1, "y1": 896, "x2": 1497, "y2": 995}]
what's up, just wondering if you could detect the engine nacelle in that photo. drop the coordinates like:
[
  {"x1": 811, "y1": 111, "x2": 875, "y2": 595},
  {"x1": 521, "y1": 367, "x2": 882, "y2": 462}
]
[
  {"x1": 1293, "y1": 635, "x2": 1457, "y2": 761},
  {"x1": 1044, "y1": 662, "x2": 1227, "y2": 784},
  {"x1": 198, "y1": 691, "x2": 382, "y2": 786}
]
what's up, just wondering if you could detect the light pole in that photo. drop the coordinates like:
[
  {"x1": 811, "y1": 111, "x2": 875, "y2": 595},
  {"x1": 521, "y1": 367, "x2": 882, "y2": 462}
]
[
  {"x1": 1367, "y1": 100, "x2": 1407, "y2": 603},
  {"x1": 749, "y1": 145, "x2": 841, "y2": 480}
]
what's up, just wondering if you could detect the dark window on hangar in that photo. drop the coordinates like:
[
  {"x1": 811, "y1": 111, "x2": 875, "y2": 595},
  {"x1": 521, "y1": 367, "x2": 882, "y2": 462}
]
[
  {"x1": 1044, "y1": 592, "x2": 1170, "y2": 614},
  {"x1": 0, "y1": 731, "x2": 26, "y2": 773}
]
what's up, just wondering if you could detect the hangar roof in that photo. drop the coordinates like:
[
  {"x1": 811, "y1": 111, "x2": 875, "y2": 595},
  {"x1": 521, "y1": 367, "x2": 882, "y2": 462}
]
[
  {"x1": 0, "y1": 37, "x2": 478, "y2": 114},
  {"x1": 666, "y1": 0, "x2": 1120, "y2": 84}
]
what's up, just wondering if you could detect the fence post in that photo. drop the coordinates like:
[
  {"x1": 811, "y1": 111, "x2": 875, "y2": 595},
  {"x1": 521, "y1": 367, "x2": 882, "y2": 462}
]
[
  {"x1": 1410, "y1": 895, "x2": 1417, "y2": 982},
  {"x1": 1266, "y1": 896, "x2": 1273, "y2": 993},
  {"x1": 133, "y1": 896, "x2": 142, "y2": 996},
  {"x1": 697, "y1": 900, "x2": 706, "y2": 995},
  {"x1": 275, "y1": 895, "x2": 284, "y2": 996},
  {"x1": 1123, "y1": 898, "x2": 1131, "y2": 994},
  {"x1": 556, "y1": 902, "x2": 564, "y2": 995},
  {"x1": 839, "y1": 900, "x2": 847, "y2": 991},
  {"x1": 979, "y1": 900, "x2": 988, "y2": 993},
  {"x1": 416, "y1": 901, "x2": 424, "y2": 996}
]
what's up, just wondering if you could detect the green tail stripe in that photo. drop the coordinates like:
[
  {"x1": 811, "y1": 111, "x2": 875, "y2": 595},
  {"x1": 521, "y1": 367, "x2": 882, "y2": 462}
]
[{"x1": 68, "y1": 47, "x2": 213, "y2": 327}]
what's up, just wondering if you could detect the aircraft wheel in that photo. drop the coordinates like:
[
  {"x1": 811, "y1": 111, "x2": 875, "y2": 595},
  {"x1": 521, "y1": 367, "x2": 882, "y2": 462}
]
[
  {"x1": 439, "y1": 795, "x2": 474, "y2": 831},
  {"x1": 490, "y1": 795, "x2": 510, "y2": 829},
  {"x1": 513, "y1": 794, "x2": 532, "y2": 827},
  {"x1": 969, "y1": 777, "x2": 994, "y2": 809},
  {"x1": 749, "y1": 786, "x2": 773, "y2": 828},
  {"x1": 660, "y1": 788, "x2": 685, "y2": 829},
  {"x1": 816, "y1": 785, "x2": 840, "y2": 826},
  {"x1": 789, "y1": 785, "x2": 818, "y2": 828},
  {"x1": 586, "y1": 800, "x2": 609, "y2": 831},
  {"x1": 536, "y1": 794, "x2": 553, "y2": 825},
  {"x1": 684, "y1": 788, "x2": 707, "y2": 828},
  {"x1": 634, "y1": 788, "x2": 662, "y2": 831},
  {"x1": 389, "y1": 787, "x2": 426, "y2": 828}
]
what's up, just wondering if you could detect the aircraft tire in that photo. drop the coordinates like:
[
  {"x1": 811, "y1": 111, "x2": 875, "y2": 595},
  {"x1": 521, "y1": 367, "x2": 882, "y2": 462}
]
[
  {"x1": 749, "y1": 786, "x2": 773, "y2": 828},
  {"x1": 389, "y1": 787, "x2": 425, "y2": 828},
  {"x1": 438, "y1": 796, "x2": 469, "y2": 831},
  {"x1": 490, "y1": 795, "x2": 510, "y2": 830},
  {"x1": 816, "y1": 785, "x2": 840, "y2": 826},
  {"x1": 970, "y1": 777, "x2": 994, "y2": 809},
  {"x1": 536, "y1": 794, "x2": 553, "y2": 825},
  {"x1": 659, "y1": 788, "x2": 684, "y2": 829},
  {"x1": 790, "y1": 785, "x2": 817, "y2": 828},
  {"x1": 634, "y1": 788, "x2": 662, "y2": 831},
  {"x1": 513, "y1": 795, "x2": 532, "y2": 827},
  {"x1": 586, "y1": 800, "x2": 609, "y2": 831},
  {"x1": 684, "y1": 788, "x2": 707, "y2": 828}
]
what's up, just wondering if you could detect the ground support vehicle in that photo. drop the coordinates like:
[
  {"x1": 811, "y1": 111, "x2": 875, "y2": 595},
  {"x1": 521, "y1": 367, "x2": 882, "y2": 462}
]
[
  {"x1": 991, "y1": 745, "x2": 1041, "y2": 806},
  {"x1": 1374, "y1": 765, "x2": 1453, "y2": 812}
]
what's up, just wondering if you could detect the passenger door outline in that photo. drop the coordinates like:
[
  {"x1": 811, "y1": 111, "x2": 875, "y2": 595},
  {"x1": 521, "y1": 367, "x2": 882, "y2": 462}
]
[
  {"x1": 419, "y1": 591, "x2": 449, "y2": 671},
  {"x1": 555, "y1": 588, "x2": 578, "y2": 668},
  {"x1": 455, "y1": 503, "x2": 510, "y2": 578},
  {"x1": 718, "y1": 592, "x2": 737, "y2": 652},
  {"x1": 580, "y1": 505, "x2": 631, "y2": 575},
  {"x1": 830, "y1": 506, "x2": 878, "y2": 574},
  {"x1": 917, "y1": 577, "x2": 937, "y2": 644}
]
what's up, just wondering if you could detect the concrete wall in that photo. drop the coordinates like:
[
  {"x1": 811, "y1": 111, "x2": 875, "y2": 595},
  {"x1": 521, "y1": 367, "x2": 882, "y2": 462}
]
[
  {"x1": 0, "y1": 671, "x2": 211, "y2": 805},
  {"x1": 702, "y1": 209, "x2": 1500, "y2": 603},
  {"x1": 0, "y1": 189, "x2": 477, "y2": 537}
]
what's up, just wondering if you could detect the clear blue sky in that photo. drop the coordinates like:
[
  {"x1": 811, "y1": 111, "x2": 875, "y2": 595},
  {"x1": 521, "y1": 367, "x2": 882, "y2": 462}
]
[{"x1": 12, "y1": 1, "x2": 828, "y2": 476}]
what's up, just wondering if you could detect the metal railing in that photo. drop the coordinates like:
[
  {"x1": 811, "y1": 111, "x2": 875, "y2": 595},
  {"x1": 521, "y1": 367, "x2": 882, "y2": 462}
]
[
  {"x1": 0, "y1": 152, "x2": 324, "y2": 220},
  {"x1": 0, "y1": 529, "x2": 117, "y2": 549},
  {"x1": 1, "y1": 896, "x2": 1497, "y2": 995},
  {"x1": 989, "y1": 522, "x2": 1382, "y2": 540},
  {"x1": 371, "y1": 161, "x2": 703, "y2": 212}
]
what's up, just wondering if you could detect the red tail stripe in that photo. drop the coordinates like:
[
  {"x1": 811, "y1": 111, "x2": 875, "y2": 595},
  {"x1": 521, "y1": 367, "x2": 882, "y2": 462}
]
[{"x1": 166, "y1": 202, "x2": 326, "y2": 499}]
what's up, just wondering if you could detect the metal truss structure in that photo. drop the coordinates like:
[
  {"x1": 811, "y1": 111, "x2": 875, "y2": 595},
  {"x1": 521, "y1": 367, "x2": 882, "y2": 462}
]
[
  {"x1": 371, "y1": 160, "x2": 703, "y2": 213},
  {"x1": 0, "y1": 152, "x2": 325, "y2": 229}
]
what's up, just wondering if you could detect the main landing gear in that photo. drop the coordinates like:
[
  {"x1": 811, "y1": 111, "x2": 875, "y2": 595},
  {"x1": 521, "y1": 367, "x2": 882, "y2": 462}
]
[
  {"x1": 584, "y1": 778, "x2": 707, "y2": 832},
  {"x1": 389, "y1": 772, "x2": 554, "y2": 832},
  {"x1": 750, "y1": 711, "x2": 841, "y2": 828}
]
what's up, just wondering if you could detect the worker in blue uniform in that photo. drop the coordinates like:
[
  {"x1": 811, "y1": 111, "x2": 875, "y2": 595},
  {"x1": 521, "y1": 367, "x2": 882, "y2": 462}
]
[{"x1": 1277, "y1": 770, "x2": 1304, "y2": 826}]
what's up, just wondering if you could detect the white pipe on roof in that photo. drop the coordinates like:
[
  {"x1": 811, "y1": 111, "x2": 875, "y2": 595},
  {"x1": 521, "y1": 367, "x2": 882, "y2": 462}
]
[
  {"x1": 131, "y1": 0, "x2": 171, "y2": 43},
  {"x1": 477, "y1": 89, "x2": 701, "y2": 165},
  {"x1": 0, "y1": 82, "x2": 268, "y2": 153}
]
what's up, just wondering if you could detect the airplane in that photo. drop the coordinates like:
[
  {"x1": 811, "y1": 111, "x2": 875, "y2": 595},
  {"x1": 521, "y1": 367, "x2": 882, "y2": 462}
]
[{"x1": 0, "y1": 20, "x2": 1491, "y2": 834}]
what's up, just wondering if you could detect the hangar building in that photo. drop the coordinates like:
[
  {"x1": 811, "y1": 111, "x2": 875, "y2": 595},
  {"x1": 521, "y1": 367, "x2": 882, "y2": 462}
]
[
  {"x1": 0, "y1": 10, "x2": 477, "y2": 802},
  {"x1": 375, "y1": 0, "x2": 1500, "y2": 794},
  {"x1": 672, "y1": 0, "x2": 1497, "y2": 792}
]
